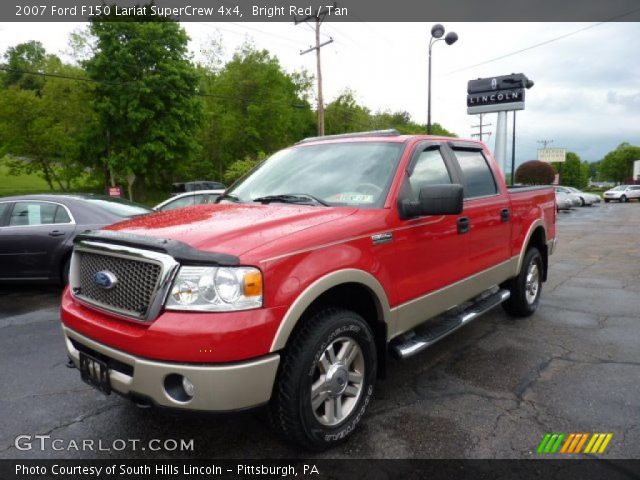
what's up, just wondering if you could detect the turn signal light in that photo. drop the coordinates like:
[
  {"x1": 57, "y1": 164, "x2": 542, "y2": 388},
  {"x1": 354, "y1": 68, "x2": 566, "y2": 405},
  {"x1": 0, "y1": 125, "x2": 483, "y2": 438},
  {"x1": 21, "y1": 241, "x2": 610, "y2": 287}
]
[{"x1": 243, "y1": 271, "x2": 263, "y2": 297}]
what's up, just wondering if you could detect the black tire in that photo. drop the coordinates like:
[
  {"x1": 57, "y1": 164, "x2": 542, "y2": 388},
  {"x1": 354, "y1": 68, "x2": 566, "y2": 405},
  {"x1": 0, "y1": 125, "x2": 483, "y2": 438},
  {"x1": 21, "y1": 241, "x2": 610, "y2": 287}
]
[
  {"x1": 579, "y1": 197, "x2": 585, "y2": 206},
  {"x1": 502, "y1": 247, "x2": 543, "y2": 317},
  {"x1": 604, "y1": 199, "x2": 610, "y2": 203},
  {"x1": 620, "y1": 195, "x2": 628, "y2": 203},
  {"x1": 268, "y1": 308, "x2": 377, "y2": 451},
  {"x1": 61, "y1": 256, "x2": 71, "y2": 285}
]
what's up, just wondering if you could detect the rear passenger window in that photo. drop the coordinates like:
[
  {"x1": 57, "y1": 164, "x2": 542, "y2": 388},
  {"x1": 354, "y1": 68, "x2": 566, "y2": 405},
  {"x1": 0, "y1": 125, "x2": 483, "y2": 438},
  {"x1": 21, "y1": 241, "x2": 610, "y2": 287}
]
[
  {"x1": 54, "y1": 206, "x2": 71, "y2": 223},
  {"x1": 455, "y1": 150, "x2": 497, "y2": 198},
  {"x1": 408, "y1": 149, "x2": 452, "y2": 198},
  {"x1": 9, "y1": 202, "x2": 58, "y2": 226}
]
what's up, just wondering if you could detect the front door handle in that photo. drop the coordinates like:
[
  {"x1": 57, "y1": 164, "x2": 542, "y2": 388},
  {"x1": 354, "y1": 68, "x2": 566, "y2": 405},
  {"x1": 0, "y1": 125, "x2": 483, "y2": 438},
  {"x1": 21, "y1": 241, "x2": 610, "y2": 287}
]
[
  {"x1": 457, "y1": 217, "x2": 470, "y2": 234},
  {"x1": 501, "y1": 208, "x2": 510, "y2": 222},
  {"x1": 48, "y1": 230, "x2": 66, "y2": 237}
]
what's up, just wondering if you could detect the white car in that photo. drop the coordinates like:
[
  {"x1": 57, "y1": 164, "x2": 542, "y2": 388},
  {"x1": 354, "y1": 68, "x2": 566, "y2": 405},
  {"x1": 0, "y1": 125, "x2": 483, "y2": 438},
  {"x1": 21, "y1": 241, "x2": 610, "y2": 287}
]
[
  {"x1": 561, "y1": 186, "x2": 601, "y2": 205},
  {"x1": 603, "y1": 185, "x2": 640, "y2": 203},
  {"x1": 154, "y1": 189, "x2": 224, "y2": 211},
  {"x1": 554, "y1": 186, "x2": 593, "y2": 206},
  {"x1": 555, "y1": 192, "x2": 574, "y2": 211}
]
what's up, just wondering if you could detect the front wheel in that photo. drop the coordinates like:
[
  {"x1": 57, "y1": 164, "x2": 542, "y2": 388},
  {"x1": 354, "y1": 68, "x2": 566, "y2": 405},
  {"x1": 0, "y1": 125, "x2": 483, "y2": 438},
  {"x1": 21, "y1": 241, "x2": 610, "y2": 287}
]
[
  {"x1": 502, "y1": 247, "x2": 543, "y2": 317},
  {"x1": 620, "y1": 195, "x2": 628, "y2": 203},
  {"x1": 268, "y1": 308, "x2": 377, "y2": 451}
]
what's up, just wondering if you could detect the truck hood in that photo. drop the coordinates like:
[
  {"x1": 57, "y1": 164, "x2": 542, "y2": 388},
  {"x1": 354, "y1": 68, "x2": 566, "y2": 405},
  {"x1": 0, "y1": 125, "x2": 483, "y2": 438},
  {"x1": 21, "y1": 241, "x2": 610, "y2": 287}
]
[{"x1": 106, "y1": 203, "x2": 357, "y2": 258}]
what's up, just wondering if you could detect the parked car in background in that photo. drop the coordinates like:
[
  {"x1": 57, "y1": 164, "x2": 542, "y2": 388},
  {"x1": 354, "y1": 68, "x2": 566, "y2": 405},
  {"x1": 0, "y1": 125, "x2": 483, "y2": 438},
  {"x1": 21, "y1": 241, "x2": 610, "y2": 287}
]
[
  {"x1": 0, "y1": 194, "x2": 151, "y2": 284},
  {"x1": 154, "y1": 189, "x2": 224, "y2": 212},
  {"x1": 603, "y1": 185, "x2": 640, "y2": 202},
  {"x1": 554, "y1": 187, "x2": 589, "y2": 206},
  {"x1": 171, "y1": 181, "x2": 225, "y2": 193},
  {"x1": 555, "y1": 186, "x2": 599, "y2": 206},
  {"x1": 555, "y1": 191, "x2": 573, "y2": 211}
]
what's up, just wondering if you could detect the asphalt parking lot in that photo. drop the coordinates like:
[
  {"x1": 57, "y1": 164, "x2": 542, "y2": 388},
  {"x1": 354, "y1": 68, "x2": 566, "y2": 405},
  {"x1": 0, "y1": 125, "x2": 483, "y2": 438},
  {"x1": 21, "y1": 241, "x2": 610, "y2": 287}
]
[{"x1": 1, "y1": 203, "x2": 639, "y2": 459}]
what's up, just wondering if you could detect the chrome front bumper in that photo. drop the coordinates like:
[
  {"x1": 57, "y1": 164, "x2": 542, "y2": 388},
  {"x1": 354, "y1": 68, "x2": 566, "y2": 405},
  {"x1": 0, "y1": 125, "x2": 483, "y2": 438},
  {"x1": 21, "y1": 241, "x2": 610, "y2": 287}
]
[{"x1": 63, "y1": 327, "x2": 280, "y2": 411}]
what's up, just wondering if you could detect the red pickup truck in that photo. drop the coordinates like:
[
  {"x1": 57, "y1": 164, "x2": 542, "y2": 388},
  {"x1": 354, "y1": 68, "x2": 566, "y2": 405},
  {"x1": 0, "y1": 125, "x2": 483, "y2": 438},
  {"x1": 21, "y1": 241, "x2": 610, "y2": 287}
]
[{"x1": 61, "y1": 130, "x2": 556, "y2": 450}]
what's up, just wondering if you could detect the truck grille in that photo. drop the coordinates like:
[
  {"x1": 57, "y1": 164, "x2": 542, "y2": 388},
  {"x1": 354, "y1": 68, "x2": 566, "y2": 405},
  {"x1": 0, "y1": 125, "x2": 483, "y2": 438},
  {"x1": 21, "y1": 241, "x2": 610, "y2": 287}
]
[{"x1": 75, "y1": 251, "x2": 163, "y2": 320}]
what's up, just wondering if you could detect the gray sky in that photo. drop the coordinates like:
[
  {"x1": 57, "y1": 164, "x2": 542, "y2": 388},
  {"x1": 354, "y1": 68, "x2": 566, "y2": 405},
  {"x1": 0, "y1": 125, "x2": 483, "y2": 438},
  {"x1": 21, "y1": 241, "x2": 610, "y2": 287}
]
[{"x1": 1, "y1": 21, "x2": 639, "y2": 166}]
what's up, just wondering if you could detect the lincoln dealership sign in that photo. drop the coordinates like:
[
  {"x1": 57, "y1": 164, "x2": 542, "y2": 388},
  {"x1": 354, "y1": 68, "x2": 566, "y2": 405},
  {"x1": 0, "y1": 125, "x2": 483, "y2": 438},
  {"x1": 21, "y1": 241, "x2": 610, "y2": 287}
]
[{"x1": 467, "y1": 73, "x2": 534, "y2": 114}]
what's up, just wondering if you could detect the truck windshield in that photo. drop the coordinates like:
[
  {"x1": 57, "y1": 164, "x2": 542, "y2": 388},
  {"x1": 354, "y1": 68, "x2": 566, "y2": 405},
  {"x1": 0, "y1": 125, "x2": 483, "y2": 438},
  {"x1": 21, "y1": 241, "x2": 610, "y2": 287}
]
[{"x1": 226, "y1": 142, "x2": 404, "y2": 208}]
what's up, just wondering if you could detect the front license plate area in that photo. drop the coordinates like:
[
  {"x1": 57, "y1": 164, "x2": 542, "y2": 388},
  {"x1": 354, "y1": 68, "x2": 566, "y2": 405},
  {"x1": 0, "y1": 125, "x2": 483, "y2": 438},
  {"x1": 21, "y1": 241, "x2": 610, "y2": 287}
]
[{"x1": 79, "y1": 352, "x2": 111, "y2": 395}]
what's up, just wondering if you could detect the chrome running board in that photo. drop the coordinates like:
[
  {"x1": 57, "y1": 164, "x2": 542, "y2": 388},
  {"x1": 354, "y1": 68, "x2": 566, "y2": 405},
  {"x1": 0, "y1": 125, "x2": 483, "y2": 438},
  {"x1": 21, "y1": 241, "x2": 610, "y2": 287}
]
[{"x1": 390, "y1": 287, "x2": 510, "y2": 360}]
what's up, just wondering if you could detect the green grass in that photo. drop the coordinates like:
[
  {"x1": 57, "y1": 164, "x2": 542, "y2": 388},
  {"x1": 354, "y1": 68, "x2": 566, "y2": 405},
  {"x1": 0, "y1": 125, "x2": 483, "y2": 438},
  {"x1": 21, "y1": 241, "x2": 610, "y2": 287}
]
[
  {"x1": 0, "y1": 163, "x2": 172, "y2": 205},
  {"x1": 0, "y1": 164, "x2": 55, "y2": 197}
]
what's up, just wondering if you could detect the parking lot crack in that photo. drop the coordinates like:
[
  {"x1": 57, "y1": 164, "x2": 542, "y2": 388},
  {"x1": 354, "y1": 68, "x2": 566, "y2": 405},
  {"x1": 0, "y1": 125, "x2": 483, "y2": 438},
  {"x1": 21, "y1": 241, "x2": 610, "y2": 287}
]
[{"x1": 0, "y1": 403, "x2": 122, "y2": 454}]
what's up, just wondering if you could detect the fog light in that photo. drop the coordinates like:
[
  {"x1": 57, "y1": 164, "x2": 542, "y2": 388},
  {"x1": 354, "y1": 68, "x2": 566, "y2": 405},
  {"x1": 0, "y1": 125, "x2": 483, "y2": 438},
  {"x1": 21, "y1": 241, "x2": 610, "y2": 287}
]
[{"x1": 182, "y1": 376, "x2": 195, "y2": 397}]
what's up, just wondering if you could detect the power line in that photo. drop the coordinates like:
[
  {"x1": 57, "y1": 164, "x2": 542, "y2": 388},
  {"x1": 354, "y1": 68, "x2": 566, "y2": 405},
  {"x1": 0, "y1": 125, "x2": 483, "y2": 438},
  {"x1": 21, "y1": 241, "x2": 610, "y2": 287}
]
[
  {"x1": 470, "y1": 113, "x2": 492, "y2": 142},
  {"x1": 446, "y1": 6, "x2": 640, "y2": 75}
]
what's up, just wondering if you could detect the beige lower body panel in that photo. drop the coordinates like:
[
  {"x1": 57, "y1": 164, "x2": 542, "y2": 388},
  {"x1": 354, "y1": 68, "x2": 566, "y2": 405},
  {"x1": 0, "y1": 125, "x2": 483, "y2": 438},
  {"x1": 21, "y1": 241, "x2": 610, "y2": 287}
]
[
  {"x1": 391, "y1": 257, "x2": 519, "y2": 338},
  {"x1": 63, "y1": 327, "x2": 280, "y2": 411}
]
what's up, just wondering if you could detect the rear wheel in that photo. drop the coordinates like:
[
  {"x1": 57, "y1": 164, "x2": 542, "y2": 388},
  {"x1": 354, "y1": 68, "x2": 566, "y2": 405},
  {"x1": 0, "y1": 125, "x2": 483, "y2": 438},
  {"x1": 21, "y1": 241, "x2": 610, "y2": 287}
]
[
  {"x1": 502, "y1": 247, "x2": 543, "y2": 317},
  {"x1": 268, "y1": 308, "x2": 377, "y2": 451}
]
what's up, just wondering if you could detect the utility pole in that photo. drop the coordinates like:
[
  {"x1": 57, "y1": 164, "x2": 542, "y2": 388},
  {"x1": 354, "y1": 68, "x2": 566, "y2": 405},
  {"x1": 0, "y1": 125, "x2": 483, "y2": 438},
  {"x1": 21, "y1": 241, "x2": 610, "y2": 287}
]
[
  {"x1": 295, "y1": 5, "x2": 335, "y2": 136},
  {"x1": 470, "y1": 113, "x2": 492, "y2": 142}
]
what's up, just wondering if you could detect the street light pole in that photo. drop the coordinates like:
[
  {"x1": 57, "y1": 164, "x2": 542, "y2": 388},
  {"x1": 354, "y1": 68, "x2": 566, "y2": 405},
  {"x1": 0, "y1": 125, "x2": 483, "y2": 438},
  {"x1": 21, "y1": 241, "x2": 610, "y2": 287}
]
[{"x1": 427, "y1": 24, "x2": 458, "y2": 135}]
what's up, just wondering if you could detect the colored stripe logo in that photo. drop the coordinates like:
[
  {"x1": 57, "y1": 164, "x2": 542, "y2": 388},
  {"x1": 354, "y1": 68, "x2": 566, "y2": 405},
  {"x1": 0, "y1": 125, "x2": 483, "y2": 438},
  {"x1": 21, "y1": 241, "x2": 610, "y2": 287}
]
[{"x1": 537, "y1": 433, "x2": 613, "y2": 454}]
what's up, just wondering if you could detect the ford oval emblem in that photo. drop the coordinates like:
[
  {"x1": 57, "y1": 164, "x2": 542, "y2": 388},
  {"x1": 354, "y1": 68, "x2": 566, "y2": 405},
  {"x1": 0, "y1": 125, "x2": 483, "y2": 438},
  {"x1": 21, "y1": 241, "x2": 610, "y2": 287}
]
[{"x1": 95, "y1": 271, "x2": 117, "y2": 290}]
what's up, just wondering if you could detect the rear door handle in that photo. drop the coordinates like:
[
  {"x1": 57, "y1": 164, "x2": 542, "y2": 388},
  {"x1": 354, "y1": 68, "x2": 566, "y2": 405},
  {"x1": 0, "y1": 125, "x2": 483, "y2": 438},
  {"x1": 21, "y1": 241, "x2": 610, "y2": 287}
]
[
  {"x1": 501, "y1": 208, "x2": 510, "y2": 222},
  {"x1": 457, "y1": 217, "x2": 470, "y2": 234},
  {"x1": 48, "y1": 230, "x2": 66, "y2": 237}
]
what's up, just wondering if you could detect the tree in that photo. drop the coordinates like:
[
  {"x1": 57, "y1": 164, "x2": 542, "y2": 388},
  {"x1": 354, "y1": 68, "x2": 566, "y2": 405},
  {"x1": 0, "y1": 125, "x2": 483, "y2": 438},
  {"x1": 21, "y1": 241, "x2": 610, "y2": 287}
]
[
  {"x1": 223, "y1": 152, "x2": 266, "y2": 185},
  {"x1": 196, "y1": 44, "x2": 314, "y2": 181},
  {"x1": 2, "y1": 40, "x2": 47, "y2": 92},
  {"x1": 515, "y1": 160, "x2": 555, "y2": 185},
  {"x1": 0, "y1": 50, "x2": 99, "y2": 191},
  {"x1": 324, "y1": 89, "x2": 371, "y2": 134},
  {"x1": 84, "y1": 13, "x2": 203, "y2": 200},
  {"x1": 599, "y1": 142, "x2": 640, "y2": 183},
  {"x1": 558, "y1": 152, "x2": 588, "y2": 188}
]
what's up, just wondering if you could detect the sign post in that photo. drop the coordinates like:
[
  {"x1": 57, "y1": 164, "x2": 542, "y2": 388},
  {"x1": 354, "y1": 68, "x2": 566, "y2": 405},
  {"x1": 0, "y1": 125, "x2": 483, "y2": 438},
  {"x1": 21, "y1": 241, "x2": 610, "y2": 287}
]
[{"x1": 467, "y1": 73, "x2": 534, "y2": 177}]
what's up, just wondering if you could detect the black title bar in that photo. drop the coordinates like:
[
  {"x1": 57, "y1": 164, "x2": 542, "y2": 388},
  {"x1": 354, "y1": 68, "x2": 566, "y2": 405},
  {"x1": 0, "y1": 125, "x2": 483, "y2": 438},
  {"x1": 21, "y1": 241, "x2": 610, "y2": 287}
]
[{"x1": 5, "y1": 0, "x2": 640, "y2": 22}]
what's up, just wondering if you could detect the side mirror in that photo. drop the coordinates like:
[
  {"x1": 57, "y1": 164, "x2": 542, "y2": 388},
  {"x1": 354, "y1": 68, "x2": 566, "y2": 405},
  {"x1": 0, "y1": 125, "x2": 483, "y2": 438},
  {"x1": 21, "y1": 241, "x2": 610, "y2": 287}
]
[{"x1": 398, "y1": 184, "x2": 463, "y2": 219}]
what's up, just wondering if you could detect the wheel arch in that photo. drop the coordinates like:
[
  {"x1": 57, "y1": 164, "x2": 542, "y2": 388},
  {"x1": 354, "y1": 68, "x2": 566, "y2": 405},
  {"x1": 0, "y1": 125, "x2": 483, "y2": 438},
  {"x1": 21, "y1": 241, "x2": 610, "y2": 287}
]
[
  {"x1": 270, "y1": 269, "x2": 393, "y2": 377},
  {"x1": 517, "y1": 221, "x2": 549, "y2": 282}
]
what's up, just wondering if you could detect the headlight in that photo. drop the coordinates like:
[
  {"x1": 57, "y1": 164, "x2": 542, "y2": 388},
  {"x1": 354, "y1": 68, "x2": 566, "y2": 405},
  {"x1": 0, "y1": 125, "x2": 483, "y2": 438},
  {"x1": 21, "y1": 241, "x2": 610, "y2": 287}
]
[{"x1": 165, "y1": 266, "x2": 262, "y2": 312}]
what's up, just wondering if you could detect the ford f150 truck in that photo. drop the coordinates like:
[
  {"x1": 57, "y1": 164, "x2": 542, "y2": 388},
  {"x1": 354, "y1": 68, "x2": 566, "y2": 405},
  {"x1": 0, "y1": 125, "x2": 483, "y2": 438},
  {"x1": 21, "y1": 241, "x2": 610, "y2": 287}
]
[{"x1": 61, "y1": 130, "x2": 556, "y2": 450}]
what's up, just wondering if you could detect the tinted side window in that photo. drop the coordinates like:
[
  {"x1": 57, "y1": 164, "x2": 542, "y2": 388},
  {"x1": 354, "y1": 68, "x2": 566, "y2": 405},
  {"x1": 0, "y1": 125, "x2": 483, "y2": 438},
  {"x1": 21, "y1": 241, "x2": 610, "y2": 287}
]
[
  {"x1": 9, "y1": 202, "x2": 58, "y2": 226},
  {"x1": 455, "y1": 150, "x2": 498, "y2": 198},
  {"x1": 408, "y1": 149, "x2": 452, "y2": 198},
  {"x1": 54, "y1": 205, "x2": 71, "y2": 223}
]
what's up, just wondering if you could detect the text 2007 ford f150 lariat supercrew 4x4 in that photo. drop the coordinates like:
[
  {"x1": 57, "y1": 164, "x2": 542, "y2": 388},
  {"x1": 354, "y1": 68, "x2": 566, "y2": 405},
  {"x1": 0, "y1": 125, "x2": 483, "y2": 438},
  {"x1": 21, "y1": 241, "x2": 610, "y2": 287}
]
[{"x1": 61, "y1": 130, "x2": 556, "y2": 450}]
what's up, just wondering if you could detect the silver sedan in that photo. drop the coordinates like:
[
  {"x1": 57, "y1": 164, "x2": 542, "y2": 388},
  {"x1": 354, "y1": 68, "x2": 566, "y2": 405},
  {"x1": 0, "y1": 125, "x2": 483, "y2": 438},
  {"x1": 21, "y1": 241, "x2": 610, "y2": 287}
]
[{"x1": 556, "y1": 192, "x2": 574, "y2": 211}]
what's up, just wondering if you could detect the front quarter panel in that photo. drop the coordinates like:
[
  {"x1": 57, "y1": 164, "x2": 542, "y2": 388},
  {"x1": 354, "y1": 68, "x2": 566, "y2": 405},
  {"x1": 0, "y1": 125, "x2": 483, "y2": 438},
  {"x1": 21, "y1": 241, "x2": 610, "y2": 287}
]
[{"x1": 264, "y1": 235, "x2": 397, "y2": 352}]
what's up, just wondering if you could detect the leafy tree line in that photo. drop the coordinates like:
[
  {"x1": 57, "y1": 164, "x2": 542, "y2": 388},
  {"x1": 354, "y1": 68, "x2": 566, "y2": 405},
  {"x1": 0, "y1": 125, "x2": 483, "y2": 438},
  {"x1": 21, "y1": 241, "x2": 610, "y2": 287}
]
[{"x1": 0, "y1": 14, "x2": 457, "y2": 201}]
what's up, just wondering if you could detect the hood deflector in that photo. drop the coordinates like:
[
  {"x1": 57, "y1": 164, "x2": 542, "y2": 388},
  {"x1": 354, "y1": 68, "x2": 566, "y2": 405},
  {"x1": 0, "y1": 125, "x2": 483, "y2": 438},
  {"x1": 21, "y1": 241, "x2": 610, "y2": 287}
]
[{"x1": 74, "y1": 230, "x2": 240, "y2": 266}]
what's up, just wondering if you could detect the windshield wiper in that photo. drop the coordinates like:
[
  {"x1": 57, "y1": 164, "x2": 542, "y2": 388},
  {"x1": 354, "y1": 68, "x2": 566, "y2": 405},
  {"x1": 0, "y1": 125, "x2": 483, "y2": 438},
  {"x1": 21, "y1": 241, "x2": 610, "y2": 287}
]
[
  {"x1": 216, "y1": 193, "x2": 241, "y2": 203},
  {"x1": 252, "y1": 194, "x2": 329, "y2": 206}
]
